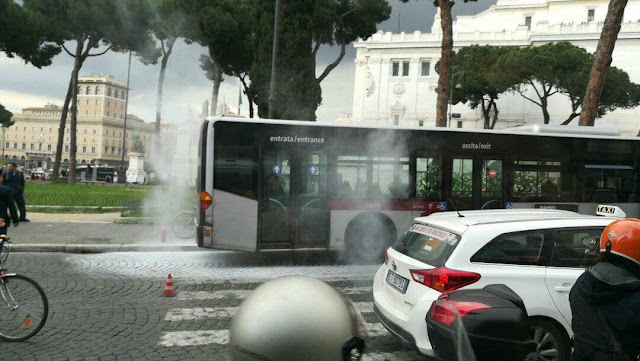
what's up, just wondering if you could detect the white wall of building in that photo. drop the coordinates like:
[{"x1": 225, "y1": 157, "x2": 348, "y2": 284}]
[{"x1": 346, "y1": 0, "x2": 640, "y2": 136}]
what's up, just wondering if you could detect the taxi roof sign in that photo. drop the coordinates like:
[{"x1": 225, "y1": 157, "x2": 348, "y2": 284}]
[{"x1": 596, "y1": 205, "x2": 627, "y2": 218}]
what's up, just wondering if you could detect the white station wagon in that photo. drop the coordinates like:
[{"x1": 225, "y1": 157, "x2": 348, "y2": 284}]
[{"x1": 372, "y1": 207, "x2": 621, "y2": 361}]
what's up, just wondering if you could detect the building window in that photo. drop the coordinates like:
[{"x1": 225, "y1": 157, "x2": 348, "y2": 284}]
[
  {"x1": 114, "y1": 90, "x2": 119, "y2": 98},
  {"x1": 4, "y1": 143, "x2": 8, "y2": 149},
  {"x1": 588, "y1": 9, "x2": 595, "y2": 22},
  {"x1": 83, "y1": 129, "x2": 87, "y2": 134},
  {"x1": 111, "y1": 146, "x2": 115, "y2": 154},
  {"x1": 82, "y1": 146, "x2": 86, "y2": 153},
  {"x1": 91, "y1": 147, "x2": 95, "y2": 154},
  {"x1": 48, "y1": 128, "x2": 52, "y2": 132},
  {"x1": 13, "y1": 143, "x2": 17, "y2": 149},
  {"x1": 457, "y1": 121, "x2": 463, "y2": 128},
  {"x1": 77, "y1": 86, "x2": 82, "y2": 95},
  {"x1": 418, "y1": 120, "x2": 424, "y2": 127},
  {"x1": 421, "y1": 61, "x2": 431, "y2": 77},
  {"x1": 38, "y1": 143, "x2": 42, "y2": 151},
  {"x1": 40, "y1": 127, "x2": 43, "y2": 132},
  {"x1": 86, "y1": 99, "x2": 89, "y2": 105},
  {"x1": 107, "y1": 88, "x2": 112, "y2": 97},
  {"x1": 108, "y1": 101, "x2": 110, "y2": 107},
  {"x1": 93, "y1": 129, "x2": 96, "y2": 134},
  {"x1": 30, "y1": 144, "x2": 34, "y2": 150},
  {"x1": 95, "y1": 100, "x2": 98, "y2": 105},
  {"x1": 95, "y1": 110, "x2": 98, "y2": 116},
  {"x1": 525, "y1": 16, "x2": 532, "y2": 30},
  {"x1": 85, "y1": 110, "x2": 88, "y2": 115},
  {"x1": 105, "y1": 146, "x2": 108, "y2": 154},
  {"x1": 107, "y1": 111, "x2": 110, "y2": 117},
  {"x1": 21, "y1": 143, "x2": 25, "y2": 150},
  {"x1": 392, "y1": 60, "x2": 410, "y2": 77},
  {"x1": 95, "y1": 86, "x2": 100, "y2": 95},
  {"x1": 47, "y1": 144, "x2": 51, "y2": 151},
  {"x1": 86, "y1": 86, "x2": 91, "y2": 94},
  {"x1": 393, "y1": 114, "x2": 400, "y2": 126},
  {"x1": 65, "y1": 145, "x2": 69, "y2": 152}
]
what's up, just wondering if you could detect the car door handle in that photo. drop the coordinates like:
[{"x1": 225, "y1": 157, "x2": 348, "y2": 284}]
[{"x1": 555, "y1": 285, "x2": 573, "y2": 293}]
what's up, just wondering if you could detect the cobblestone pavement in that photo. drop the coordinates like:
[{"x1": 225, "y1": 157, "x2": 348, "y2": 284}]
[{"x1": 0, "y1": 251, "x2": 430, "y2": 361}]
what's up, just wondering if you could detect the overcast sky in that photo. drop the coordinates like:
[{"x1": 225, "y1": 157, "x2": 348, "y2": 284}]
[{"x1": 0, "y1": 1, "x2": 496, "y2": 125}]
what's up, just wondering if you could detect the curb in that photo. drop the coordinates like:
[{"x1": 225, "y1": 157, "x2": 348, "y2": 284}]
[
  {"x1": 6, "y1": 243, "x2": 202, "y2": 254},
  {"x1": 114, "y1": 217, "x2": 160, "y2": 224}
]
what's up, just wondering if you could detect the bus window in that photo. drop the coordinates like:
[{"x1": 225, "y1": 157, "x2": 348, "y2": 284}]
[
  {"x1": 583, "y1": 164, "x2": 636, "y2": 203},
  {"x1": 513, "y1": 160, "x2": 574, "y2": 202},
  {"x1": 452, "y1": 157, "x2": 473, "y2": 207},
  {"x1": 214, "y1": 145, "x2": 258, "y2": 198},
  {"x1": 336, "y1": 156, "x2": 410, "y2": 200},
  {"x1": 481, "y1": 159, "x2": 502, "y2": 206},
  {"x1": 416, "y1": 157, "x2": 441, "y2": 201}
]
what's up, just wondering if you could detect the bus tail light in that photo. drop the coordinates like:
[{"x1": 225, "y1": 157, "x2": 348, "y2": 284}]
[
  {"x1": 410, "y1": 266, "x2": 480, "y2": 293},
  {"x1": 200, "y1": 192, "x2": 212, "y2": 210}
]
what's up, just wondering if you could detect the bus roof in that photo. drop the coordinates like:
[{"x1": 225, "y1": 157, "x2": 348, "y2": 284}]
[{"x1": 205, "y1": 116, "x2": 639, "y2": 142}]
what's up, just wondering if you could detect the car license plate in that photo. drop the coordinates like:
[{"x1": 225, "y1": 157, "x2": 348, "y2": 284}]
[{"x1": 386, "y1": 270, "x2": 409, "y2": 294}]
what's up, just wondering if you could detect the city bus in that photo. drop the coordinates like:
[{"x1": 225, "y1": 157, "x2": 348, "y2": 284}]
[
  {"x1": 196, "y1": 117, "x2": 640, "y2": 262},
  {"x1": 75, "y1": 164, "x2": 116, "y2": 182}
]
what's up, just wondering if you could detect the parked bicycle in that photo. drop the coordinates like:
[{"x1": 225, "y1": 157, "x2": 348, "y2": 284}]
[
  {"x1": 171, "y1": 210, "x2": 197, "y2": 239},
  {"x1": 0, "y1": 235, "x2": 49, "y2": 341}
]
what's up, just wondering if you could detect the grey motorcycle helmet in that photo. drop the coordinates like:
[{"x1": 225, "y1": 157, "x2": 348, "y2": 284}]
[{"x1": 229, "y1": 275, "x2": 367, "y2": 361}]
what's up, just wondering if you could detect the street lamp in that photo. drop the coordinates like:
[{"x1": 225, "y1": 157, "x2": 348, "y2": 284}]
[
  {"x1": 267, "y1": 0, "x2": 282, "y2": 119},
  {"x1": 448, "y1": 66, "x2": 463, "y2": 127}
]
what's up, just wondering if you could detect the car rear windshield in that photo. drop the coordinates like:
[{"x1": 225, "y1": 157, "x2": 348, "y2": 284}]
[{"x1": 392, "y1": 224, "x2": 460, "y2": 267}]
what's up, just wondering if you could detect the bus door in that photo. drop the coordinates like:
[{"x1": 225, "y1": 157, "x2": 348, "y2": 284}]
[
  {"x1": 449, "y1": 155, "x2": 505, "y2": 210},
  {"x1": 260, "y1": 148, "x2": 329, "y2": 249}
]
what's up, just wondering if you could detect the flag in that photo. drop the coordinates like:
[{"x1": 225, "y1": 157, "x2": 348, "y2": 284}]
[{"x1": 238, "y1": 84, "x2": 243, "y2": 116}]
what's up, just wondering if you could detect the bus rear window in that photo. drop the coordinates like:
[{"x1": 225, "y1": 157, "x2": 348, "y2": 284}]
[{"x1": 393, "y1": 224, "x2": 460, "y2": 267}]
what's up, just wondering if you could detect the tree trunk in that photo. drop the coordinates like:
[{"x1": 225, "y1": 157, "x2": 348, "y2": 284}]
[
  {"x1": 481, "y1": 98, "x2": 491, "y2": 129},
  {"x1": 51, "y1": 75, "x2": 74, "y2": 181},
  {"x1": 238, "y1": 75, "x2": 254, "y2": 118},
  {"x1": 209, "y1": 49, "x2": 223, "y2": 116},
  {"x1": 542, "y1": 97, "x2": 550, "y2": 124},
  {"x1": 155, "y1": 38, "x2": 175, "y2": 161},
  {"x1": 489, "y1": 101, "x2": 499, "y2": 129},
  {"x1": 579, "y1": 0, "x2": 628, "y2": 126},
  {"x1": 68, "y1": 54, "x2": 84, "y2": 185},
  {"x1": 436, "y1": 1, "x2": 454, "y2": 127}
]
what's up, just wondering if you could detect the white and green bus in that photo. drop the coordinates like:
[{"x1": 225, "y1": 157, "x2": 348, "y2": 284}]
[{"x1": 196, "y1": 117, "x2": 639, "y2": 263}]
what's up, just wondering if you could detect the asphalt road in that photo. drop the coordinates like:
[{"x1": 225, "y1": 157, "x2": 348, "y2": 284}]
[{"x1": 0, "y1": 251, "x2": 429, "y2": 361}]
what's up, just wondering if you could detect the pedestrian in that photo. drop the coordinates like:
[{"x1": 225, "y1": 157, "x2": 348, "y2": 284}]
[
  {"x1": 569, "y1": 218, "x2": 640, "y2": 361},
  {"x1": 3, "y1": 162, "x2": 28, "y2": 222},
  {"x1": 0, "y1": 172, "x2": 19, "y2": 235}
]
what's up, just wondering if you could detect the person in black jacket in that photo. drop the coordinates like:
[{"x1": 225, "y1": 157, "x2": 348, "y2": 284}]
[
  {"x1": 0, "y1": 172, "x2": 19, "y2": 235},
  {"x1": 3, "y1": 162, "x2": 28, "y2": 222},
  {"x1": 570, "y1": 218, "x2": 640, "y2": 361}
]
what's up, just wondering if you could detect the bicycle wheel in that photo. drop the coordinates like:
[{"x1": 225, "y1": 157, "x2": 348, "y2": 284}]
[
  {"x1": 0, "y1": 274, "x2": 49, "y2": 341},
  {"x1": 171, "y1": 212, "x2": 196, "y2": 239}
]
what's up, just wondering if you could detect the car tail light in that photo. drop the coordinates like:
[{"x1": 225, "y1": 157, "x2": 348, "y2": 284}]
[
  {"x1": 429, "y1": 298, "x2": 491, "y2": 326},
  {"x1": 384, "y1": 246, "x2": 392, "y2": 265},
  {"x1": 199, "y1": 191, "x2": 212, "y2": 210},
  {"x1": 410, "y1": 266, "x2": 480, "y2": 293}
]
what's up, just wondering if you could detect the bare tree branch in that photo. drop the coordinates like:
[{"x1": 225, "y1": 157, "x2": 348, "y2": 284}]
[
  {"x1": 62, "y1": 44, "x2": 75, "y2": 57},
  {"x1": 87, "y1": 45, "x2": 112, "y2": 57},
  {"x1": 517, "y1": 90, "x2": 543, "y2": 107},
  {"x1": 316, "y1": 43, "x2": 346, "y2": 83},
  {"x1": 527, "y1": 79, "x2": 544, "y2": 101}
]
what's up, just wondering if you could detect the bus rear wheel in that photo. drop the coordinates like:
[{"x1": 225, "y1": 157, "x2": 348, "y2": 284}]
[{"x1": 344, "y1": 213, "x2": 396, "y2": 264}]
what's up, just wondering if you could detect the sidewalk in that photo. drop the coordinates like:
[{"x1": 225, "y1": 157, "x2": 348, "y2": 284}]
[{"x1": 4, "y1": 213, "x2": 201, "y2": 253}]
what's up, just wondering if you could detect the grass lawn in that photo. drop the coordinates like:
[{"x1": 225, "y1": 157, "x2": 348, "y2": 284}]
[{"x1": 24, "y1": 181, "x2": 153, "y2": 208}]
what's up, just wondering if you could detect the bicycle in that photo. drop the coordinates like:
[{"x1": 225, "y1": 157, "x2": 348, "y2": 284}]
[
  {"x1": 171, "y1": 210, "x2": 197, "y2": 239},
  {"x1": 0, "y1": 235, "x2": 49, "y2": 341}
]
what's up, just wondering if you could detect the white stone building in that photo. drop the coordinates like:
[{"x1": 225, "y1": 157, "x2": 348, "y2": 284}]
[{"x1": 345, "y1": 0, "x2": 640, "y2": 136}]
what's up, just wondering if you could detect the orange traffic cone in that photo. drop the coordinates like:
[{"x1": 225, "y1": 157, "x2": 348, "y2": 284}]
[{"x1": 162, "y1": 274, "x2": 177, "y2": 297}]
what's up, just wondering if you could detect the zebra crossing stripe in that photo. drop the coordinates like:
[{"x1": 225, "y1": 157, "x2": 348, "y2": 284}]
[
  {"x1": 158, "y1": 322, "x2": 388, "y2": 347},
  {"x1": 176, "y1": 286, "x2": 372, "y2": 300},
  {"x1": 159, "y1": 330, "x2": 228, "y2": 347},
  {"x1": 165, "y1": 302, "x2": 375, "y2": 321}
]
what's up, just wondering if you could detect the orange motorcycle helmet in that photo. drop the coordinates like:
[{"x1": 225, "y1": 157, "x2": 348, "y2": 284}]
[{"x1": 600, "y1": 218, "x2": 640, "y2": 265}]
